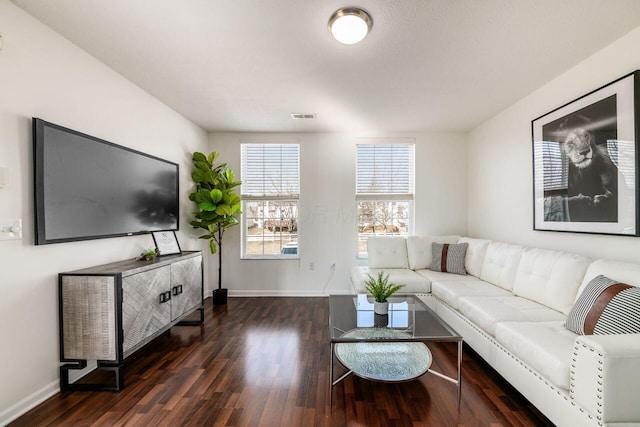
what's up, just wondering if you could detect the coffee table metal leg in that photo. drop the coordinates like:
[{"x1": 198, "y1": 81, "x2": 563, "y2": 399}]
[
  {"x1": 329, "y1": 342, "x2": 334, "y2": 408},
  {"x1": 425, "y1": 340, "x2": 463, "y2": 411},
  {"x1": 330, "y1": 342, "x2": 355, "y2": 409},
  {"x1": 457, "y1": 340, "x2": 463, "y2": 409}
]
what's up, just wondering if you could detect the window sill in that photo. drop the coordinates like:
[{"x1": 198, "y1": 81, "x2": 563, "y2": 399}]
[{"x1": 241, "y1": 255, "x2": 300, "y2": 260}]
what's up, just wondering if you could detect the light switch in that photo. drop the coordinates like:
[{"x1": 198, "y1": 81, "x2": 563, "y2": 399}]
[
  {"x1": 0, "y1": 167, "x2": 8, "y2": 187},
  {"x1": 0, "y1": 218, "x2": 22, "y2": 241}
]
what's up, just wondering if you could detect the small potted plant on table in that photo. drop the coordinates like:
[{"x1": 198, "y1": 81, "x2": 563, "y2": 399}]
[{"x1": 364, "y1": 271, "x2": 404, "y2": 315}]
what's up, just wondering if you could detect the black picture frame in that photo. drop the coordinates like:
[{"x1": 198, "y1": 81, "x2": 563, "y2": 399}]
[
  {"x1": 152, "y1": 231, "x2": 181, "y2": 256},
  {"x1": 532, "y1": 71, "x2": 640, "y2": 236}
]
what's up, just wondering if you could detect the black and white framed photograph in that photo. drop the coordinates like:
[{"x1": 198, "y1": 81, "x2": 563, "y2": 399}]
[
  {"x1": 152, "y1": 230, "x2": 182, "y2": 255},
  {"x1": 532, "y1": 71, "x2": 640, "y2": 236}
]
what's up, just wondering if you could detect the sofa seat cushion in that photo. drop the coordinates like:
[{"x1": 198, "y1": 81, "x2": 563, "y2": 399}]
[
  {"x1": 495, "y1": 321, "x2": 577, "y2": 389},
  {"x1": 350, "y1": 267, "x2": 431, "y2": 293},
  {"x1": 458, "y1": 296, "x2": 567, "y2": 336},
  {"x1": 415, "y1": 269, "x2": 480, "y2": 283},
  {"x1": 432, "y1": 280, "x2": 512, "y2": 310}
]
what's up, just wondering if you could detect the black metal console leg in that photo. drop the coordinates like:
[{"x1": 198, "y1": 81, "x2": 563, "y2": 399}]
[
  {"x1": 60, "y1": 361, "x2": 124, "y2": 391},
  {"x1": 176, "y1": 306, "x2": 205, "y2": 326}
]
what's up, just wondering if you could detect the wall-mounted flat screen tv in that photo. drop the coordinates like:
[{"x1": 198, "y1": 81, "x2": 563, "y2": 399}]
[{"x1": 33, "y1": 118, "x2": 179, "y2": 245}]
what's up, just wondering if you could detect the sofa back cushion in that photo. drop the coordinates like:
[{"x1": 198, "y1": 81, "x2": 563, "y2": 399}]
[
  {"x1": 367, "y1": 236, "x2": 408, "y2": 269},
  {"x1": 406, "y1": 235, "x2": 460, "y2": 270},
  {"x1": 458, "y1": 237, "x2": 490, "y2": 277},
  {"x1": 513, "y1": 247, "x2": 591, "y2": 315},
  {"x1": 479, "y1": 242, "x2": 524, "y2": 290},
  {"x1": 576, "y1": 259, "x2": 640, "y2": 296}
]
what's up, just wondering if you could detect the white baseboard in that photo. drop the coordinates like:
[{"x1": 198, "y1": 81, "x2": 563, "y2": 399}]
[
  {"x1": 226, "y1": 289, "x2": 352, "y2": 297},
  {"x1": 0, "y1": 380, "x2": 59, "y2": 426}
]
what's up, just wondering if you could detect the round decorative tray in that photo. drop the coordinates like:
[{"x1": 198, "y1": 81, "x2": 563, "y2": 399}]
[{"x1": 334, "y1": 328, "x2": 432, "y2": 382}]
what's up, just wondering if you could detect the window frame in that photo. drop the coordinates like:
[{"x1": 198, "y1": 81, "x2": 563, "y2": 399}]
[
  {"x1": 355, "y1": 141, "x2": 415, "y2": 258},
  {"x1": 240, "y1": 143, "x2": 300, "y2": 260}
]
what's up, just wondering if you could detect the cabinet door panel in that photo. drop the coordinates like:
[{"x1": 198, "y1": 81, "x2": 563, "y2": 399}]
[
  {"x1": 122, "y1": 265, "x2": 171, "y2": 355},
  {"x1": 170, "y1": 256, "x2": 203, "y2": 321},
  {"x1": 61, "y1": 275, "x2": 117, "y2": 361}
]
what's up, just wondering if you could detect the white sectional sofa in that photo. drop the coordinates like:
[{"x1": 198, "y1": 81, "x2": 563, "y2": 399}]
[{"x1": 350, "y1": 235, "x2": 640, "y2": 427}]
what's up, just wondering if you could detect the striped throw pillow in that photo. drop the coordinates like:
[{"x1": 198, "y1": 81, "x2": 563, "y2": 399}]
[
  {"x1": 429, "y1": 242, "x2": 468, "y2": 275},
  {"x1": 565, "y1": 275, "x2": 640, "y2": 335}
]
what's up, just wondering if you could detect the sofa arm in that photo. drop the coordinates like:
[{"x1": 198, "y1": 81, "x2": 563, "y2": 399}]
[{"x1": 571, "y1": 334, "x2": 640, "y2": 425}]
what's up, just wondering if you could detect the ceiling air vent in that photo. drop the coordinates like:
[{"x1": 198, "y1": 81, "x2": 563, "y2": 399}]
[{"x1": 290, "y1": 113, "x2": 317, "y2": 119}]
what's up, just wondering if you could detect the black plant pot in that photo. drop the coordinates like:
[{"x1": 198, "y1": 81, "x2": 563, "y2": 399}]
[
  {"x1": 212, "y1": 288, "x2": 228, "y2": 306},
  {"x1": 374, "y1": 313, "x2": 389, "y2": 328}
]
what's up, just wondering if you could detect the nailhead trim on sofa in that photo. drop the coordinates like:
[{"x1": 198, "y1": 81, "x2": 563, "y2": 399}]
[
  {"x1": 431, "y1": 294, "x2": 599, "y2": 424},
  {"x1": 571, "y1": 341, "x2": 605, "y2": 424}
]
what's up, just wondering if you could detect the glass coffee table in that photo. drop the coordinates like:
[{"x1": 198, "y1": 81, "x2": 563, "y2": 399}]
[{"x1": 329, "y1": 294, "x2": 463, "y2": 407}]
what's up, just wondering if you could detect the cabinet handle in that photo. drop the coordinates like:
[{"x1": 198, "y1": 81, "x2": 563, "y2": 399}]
[
  {"x1": 172, "y1": 285, "x2": 183, "y2": 296},
  {"x1": 159, "y1": 291, "x2": 172, "y2": 304}
]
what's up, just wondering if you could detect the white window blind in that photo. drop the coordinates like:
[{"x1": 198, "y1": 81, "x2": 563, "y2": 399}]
[
  {"x1": 356, "y1": 144, "x2": 414, "y2": 199},
  {"x1": 241, "y1": 144, "x2": 300, "y2": 198}
]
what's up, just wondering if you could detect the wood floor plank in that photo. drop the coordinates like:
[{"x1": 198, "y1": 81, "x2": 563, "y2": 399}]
[{"x1": 9, "y1": 297, "x2": 554, "y2": 426}]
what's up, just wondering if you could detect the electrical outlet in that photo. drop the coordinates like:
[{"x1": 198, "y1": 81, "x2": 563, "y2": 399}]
[{"x1": 309, "y1": 262, "x2": 315, "y2": 271}]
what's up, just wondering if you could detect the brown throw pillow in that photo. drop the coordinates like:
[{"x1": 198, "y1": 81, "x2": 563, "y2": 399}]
[
  {"x1": 565, "y1": 275, "x2": 640, "y2": 335},
  {"x1": 429, "y1": 242, "x2": 468, "y2": 275}
]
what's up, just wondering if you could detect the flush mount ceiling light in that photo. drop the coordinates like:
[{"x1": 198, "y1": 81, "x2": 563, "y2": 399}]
[{"x1": 328, "y1": 7, "x2": 372, "y2": 45}]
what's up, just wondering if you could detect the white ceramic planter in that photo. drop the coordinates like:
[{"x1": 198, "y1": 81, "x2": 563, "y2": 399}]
[{"x1": 374, "y1": 301, "x2": 389, "y2": 315}]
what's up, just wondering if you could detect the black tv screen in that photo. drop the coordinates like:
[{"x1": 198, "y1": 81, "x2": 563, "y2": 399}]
[{"x1": 33, "y1": 118, "x2": 179, "y2": 245}]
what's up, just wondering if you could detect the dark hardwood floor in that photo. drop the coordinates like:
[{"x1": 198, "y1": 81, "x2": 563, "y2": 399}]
[{"x1": 11, "y1": 297, "x2": 554, "y2": 426}]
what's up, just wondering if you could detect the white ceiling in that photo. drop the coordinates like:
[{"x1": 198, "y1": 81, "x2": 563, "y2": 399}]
[{"x1": 12, "y1": 0, "x2": 640, "y2": 133}]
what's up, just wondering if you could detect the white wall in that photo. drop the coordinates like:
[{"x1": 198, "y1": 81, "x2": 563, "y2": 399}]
[
  {"x1": 0, "y1": 2, "x2": 208, "y2": 423},
  {"x1": 468, "y1": 25, "x2": 640, "y2": 262},
  {"x1": 208, "y1": 132, "x2": 468, "y2": 295}
]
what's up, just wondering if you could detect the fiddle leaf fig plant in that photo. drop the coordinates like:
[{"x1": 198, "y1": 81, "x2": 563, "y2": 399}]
[{"x1": 189, "y1": 151, "x2": 242, "y2": 290}]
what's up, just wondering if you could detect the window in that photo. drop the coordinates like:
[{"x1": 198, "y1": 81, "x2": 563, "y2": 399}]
[
  {"x1": 241, "y1": 143, "x2": 300, "y2": 258},
  {"x1": 356, "y1": 142, "x2": 415, "y2": 256}
]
